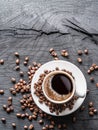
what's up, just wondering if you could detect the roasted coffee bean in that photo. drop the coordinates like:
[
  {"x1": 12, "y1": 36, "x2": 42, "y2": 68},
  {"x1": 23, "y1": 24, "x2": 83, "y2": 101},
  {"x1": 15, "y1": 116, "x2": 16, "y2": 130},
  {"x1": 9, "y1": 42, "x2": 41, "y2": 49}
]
[
  {"x1": 89, "y1": 111, "x2": 94, "y2": 116},
  {"x1": 51, "y1": 51, "x2": 57, "y2": 57},
  {"x1": 80, "y1": 106, "x2": 85, "y2": 111},
  {"x1": 77, "y1": 58, "x2": 82, "y2": 63},
  {"x1": 42, "y1": 126, "x2": 47, "y2": 130},
  {"x1": 6, "y1": 107, "x2": 11, "y2": 113},
  {"x1": 3, "y1": 104, "x2": 7, "y2": 110},
  {"x1": 96, "y1": 83, "x2": 98, "y2": 88},
  {"x1": 12, "y1": 123, "x2": 16, "y2": 128},
  {"x1": 20, "y1": 71, "x2": 24, "y2": 77},
  {"x1": 0, "y1": 59, "x2": 4, "y2": 64},
  {"x1": 28, "y1": 116, "x2": 33, "y2": 121},
  {"x1": 16, "y1": 113, "x2": 21, "y2": 118},
  {"x1": 90, "y1": 77, "x2": 94, "y2": 82},
  {"x1": 89, "y1": 107, "x2": 94, "y2": 112},
  {"x1": 93, "y1": 109, "x2": 97, "y2": 114},
  {"x1": 15, "y1": 66, "x2": 20, "y2": 71},
  {"x1": 84, "y1": 49, "x2": 88, "y2": 54},
  {"x1": 24, "y1": 61, "x2": 28, "y2": 66},
  {"x1": 11, "y1": 78, "x2": 16, "y2": 83},
  {"x1": 39, "y1": 119, "x2": 43, "y2": 124},
  {"x1": 8, "y1": 97, "x2": 12, "y2": 101},
  {"x1": 1, "y1": 118, "x2": 6, "y2": 123},
  {"x1": 90, "y1": 67, "x2": 94, "y2": 71},
  {"x1": 87, "y1": 70, "x2": 91, "y2": 74},
  {"x1": 89, "y1": 102, "x2": 94, "y2": 107},
  {"x1": 95, "y1": 66, "x2": 98, "y2": 70},
  {"x1": 25, "y1": 57, "x2": 29, "y2": 62},
  {"x1": 49, "y1": 124, "x2": 54, "y2": 129},
  {"x1": 54, "y1": 57, "x2": 59, "y2": 60},
  {"x1": 24, "y1": 125, "x2": 28, "y2": 130},
  {"x1": 14, "y1": 52, "x2": 19, "y2": 57},
  {"x1": 21, "y1": 114, "x2": 26, "y2": 119},
  {"x1": 49, "y1": 48, "x2": 54, "y2": 53},
  {"x1": 12, "y1": 90, "x2": 16, "y2": 95},
  {"x1": 16, "y1": 59, "x2": 20, "y2": 65},
  {"x1": 77, "y1": 50, "x2": 83, "y2": 55},
  {"x1": 0, "y1": 89, "x2": 4, "y2": 95},
  {"x1": 29, "y1": 124, "x2": 34, "y2": 130}
]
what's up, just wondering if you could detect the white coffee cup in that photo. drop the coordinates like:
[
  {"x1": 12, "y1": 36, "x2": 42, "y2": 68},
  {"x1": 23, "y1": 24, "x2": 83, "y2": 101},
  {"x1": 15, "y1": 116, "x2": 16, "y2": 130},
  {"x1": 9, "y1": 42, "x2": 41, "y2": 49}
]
[{"x1": 42, "y1": 70, "x2": 85, "y2": 104}]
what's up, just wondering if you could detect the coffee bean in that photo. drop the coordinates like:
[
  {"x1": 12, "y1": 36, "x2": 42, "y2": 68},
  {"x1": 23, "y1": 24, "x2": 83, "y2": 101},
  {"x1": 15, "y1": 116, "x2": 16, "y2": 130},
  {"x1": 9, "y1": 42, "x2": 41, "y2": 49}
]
[
  {"x1": 49, "y1": 48, "x2": 54, "y2": 53},
  {"x1": 89, "y1": 102, "x2": 94, "y2": 107},
  {"x1": 49, "y1": 125, "x2": 54, "y2": 129},
  {"x1": 95, "y1": 66, "x2": 98, "y2": 70},
  {"x1": 11, "y1": 78, "x2": 16, "y2": 83},
  {"x1": 15, "y1": 66, "x2": 20, "y2": 71},
  {"x1": 90, "y1": 67, "x2": 94, "y2": 71},
  {"x1": 96, "y1": 83, "x2": 98, "y2": 88},
  {"x1": 93, "y1": 109, "x2": 97, "y2": 114},
  {"x1": 16, "y1": 59, "x2": 20, "y2": 65},
  {"x1": 25, "y1": 57, "x2": 29, "y2": 62},
  {"x1": 0, "y1": 59, "x2": 4, "y2": 64},
  {"x1": 12, "y1": 123, "x2": 16, "y2": 128},
  {"x1": 29, "y1": 124, "x2": 34, "y2": 130},
  {"x1": 14, "y1": 52, "x2": 19, "y2": 57},
  {"x1": 77, "y1": 58, "x2": 82, "y2": 63},
  {"x1": 87, "y1": 70, "x2": 91, "y2": 74},
  {"x1": 16, "y1": 113, "x2": 21, "y2": 118},
  {"x1": 6, "y1": 107, "x2": 11, "y2": 113},
  {"x1": 77, "y1": 50, "x2": 83, "y2": 55},
  {"x1": 84, "y1": 49, "x2": 88, "y2": 54},
  {"x1": 12, "y1": 90, "x2": 16, "y2": 95},
  {"x1": 80, "y1": 106, "x2": 85, "y2": 111},
  {"x1": 3, "y1": 104, "x2": 7, "y2": 110},
  {"x1": 1, "y1": 118, "x2": 6, "y2": 123},
  {"x1": 24, "y1": 125, "x2": 28, "y2": 130},
  {"x1": 42, "y1": 126, "x2": 47, "y2": 130},
  {"x1": 90, "y1": 77, "x2": 94, "y2": 82},
  {"x1": 89, "y1": 111, "x2": 94, "y2": 116},
  {"x1": 54, "y1": 57, "x2": 59, "y2": 60},
  {"x1": 24, "y1": 61, "x2": 28, "y2": 66},
  {"x1": 20, "y1": 71, "x2": 24, "y2": 77},
  {"x1": 28, "y1": 116, "x2": 33, "y2": 121},
  {"x1": 0, "y1": 89, "x2": 4, "y2": 95},
  {"x1": 39, "y1": 119, "x2": 43, "y2": 124}
]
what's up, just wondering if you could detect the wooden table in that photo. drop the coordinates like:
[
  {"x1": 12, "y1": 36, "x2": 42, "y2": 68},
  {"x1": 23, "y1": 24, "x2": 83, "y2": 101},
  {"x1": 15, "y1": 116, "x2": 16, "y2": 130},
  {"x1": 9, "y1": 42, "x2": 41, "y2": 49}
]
[{"x1": 0, "y1": 0, "x2": 98, "y2": 130}]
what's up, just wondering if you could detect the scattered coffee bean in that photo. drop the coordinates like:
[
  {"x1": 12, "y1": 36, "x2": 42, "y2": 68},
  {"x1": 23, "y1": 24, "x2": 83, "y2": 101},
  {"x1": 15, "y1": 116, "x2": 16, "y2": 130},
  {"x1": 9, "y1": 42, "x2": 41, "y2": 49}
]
[
  {"x1": 16, "y1": 113, "x2": 21, "y2": 118},
  {"x1": 39, "y1": 119, "x2": 43, "y2": 124},
  {"x1": 61, "y1": 50, "x2": 69, "y2": 57},
  {"x1": 95, "y1": 65, "x2": 98, "y2": 70},
  {"x1": 25, "y1": 57, "x2": 29, "y2": 62},
  {"x1": 24, "y1": 125, "x2": 28, "y2": 130},
  {"x1": 89, "y1": 111, "x2": 94, "y2": 116},
  {"x1": 96, "y1": 83, "x2": 98, "y2": 88},
  {"x1": 80, "y1": 105, "x2": 85, "y2": 111},
  {"x1": 93, "y1": 109, "x2": 97, "y2": 114},
  {"x1": 77, "y1": 50, "x2": 83, "y2": 55},
  {"x1": 6, "y1": 107, "x2": 11, "y2": 113},
  {"x1": 1, "y1": 118, "x2": 6, "y2": 123},
  {"x1": 90, "y1": 77, "x2": 94, "y2": 82},
  {"x1": 15, "y1": 66, "x2": 20, "y2": 71},
  {"x1": 49, "y1": 124, "x2": 54, "y2": 129},
  {"x1": 24, "y1": 61, "x2": 28, "y2": 66},
  {"x1": 14, "y1": 52, "x2": 19, "y2": 57},
  {"x1": 29, "y1": 124, "x2": 34, "y2": 130},
  {"x1": 49, "y1": 48, "x2": 54, "y2": 53},
  {"x1": 11, "y1": 78, "x2": 16, "y2": 83},
  {"x1": 0, "y1": 89, "x2": 4, "y2": 95},
  {"x1": 87, "y1": 69, "x2": 91, "y2": 74},
  {"x1": 90, "y1": 67, "x2": 94, "y2": 71},
  {"x1": 12, "y1": 123, "x2": 16, "y2": 128},
  {"x1": 3, "y1": 104, "x2": 7, "y2": 110},
  {"x1": 42, "y1": 126, "x2": 47, "y2": 130},
  {"x1": 16, "y1": 59, "x2": 20, "y2": 65},
  {"x1": 0, "y1": 59, "x2": 4, "y2": 64},
  {"x1": 84, "y1": 49, "x2": 88, "y2": 54},
  {"x1": 89, "y1": 102, "x2": 94, "y2": 107},
  {"x1": 77, "y1": 58, "x2": 82, "y2": 63},
  {"x1": 20, "y1": 71, "x2": 24, "y2": 77}
]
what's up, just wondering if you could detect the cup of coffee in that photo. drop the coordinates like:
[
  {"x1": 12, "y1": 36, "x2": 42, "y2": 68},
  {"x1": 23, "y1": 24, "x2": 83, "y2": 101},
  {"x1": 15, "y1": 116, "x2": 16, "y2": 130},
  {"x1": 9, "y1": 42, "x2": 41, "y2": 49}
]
[{"x1": 42, "y1": 70, "x2": 85, "y2": 104}]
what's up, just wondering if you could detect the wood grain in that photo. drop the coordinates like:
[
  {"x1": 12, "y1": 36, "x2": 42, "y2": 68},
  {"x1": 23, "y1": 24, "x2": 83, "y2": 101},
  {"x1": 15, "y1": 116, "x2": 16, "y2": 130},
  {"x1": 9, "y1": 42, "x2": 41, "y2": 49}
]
[{"x1": 0, "y1": 0, "x2": 98, "y2": 130}]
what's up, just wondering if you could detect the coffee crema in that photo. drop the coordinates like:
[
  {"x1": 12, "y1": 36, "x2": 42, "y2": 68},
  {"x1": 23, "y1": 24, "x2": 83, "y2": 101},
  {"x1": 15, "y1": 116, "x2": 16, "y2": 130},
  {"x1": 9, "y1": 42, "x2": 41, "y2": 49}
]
[{"x1": 44, "y1": 73, "x2": 73, "y2": 102}]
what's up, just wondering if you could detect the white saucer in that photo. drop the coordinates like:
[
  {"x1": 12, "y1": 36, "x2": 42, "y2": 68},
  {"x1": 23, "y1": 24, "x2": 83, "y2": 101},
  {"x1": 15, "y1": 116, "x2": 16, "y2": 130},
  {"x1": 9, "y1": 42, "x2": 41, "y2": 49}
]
[{"x1": 31, "y1": 60, "x2": 87, "y2": 116}]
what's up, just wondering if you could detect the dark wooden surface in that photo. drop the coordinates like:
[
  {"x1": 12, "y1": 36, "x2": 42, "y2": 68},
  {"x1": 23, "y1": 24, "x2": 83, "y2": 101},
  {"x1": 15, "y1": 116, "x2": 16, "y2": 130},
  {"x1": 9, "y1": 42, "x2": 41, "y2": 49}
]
[{"x1": 0, "y1": 0, "x2": 98, "y2": 130}]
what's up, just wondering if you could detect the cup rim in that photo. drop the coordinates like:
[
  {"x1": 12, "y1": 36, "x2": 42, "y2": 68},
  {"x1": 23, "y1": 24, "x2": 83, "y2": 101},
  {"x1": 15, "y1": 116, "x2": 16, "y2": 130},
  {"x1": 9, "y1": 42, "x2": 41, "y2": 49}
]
[{"x1": 42, "y1": 70, "x2": 75, "y2": 104}]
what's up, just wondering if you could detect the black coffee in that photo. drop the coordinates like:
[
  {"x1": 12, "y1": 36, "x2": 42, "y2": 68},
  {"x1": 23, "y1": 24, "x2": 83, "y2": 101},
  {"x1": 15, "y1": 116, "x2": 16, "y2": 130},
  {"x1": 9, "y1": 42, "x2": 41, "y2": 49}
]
[{"x1": 51, "y1": 74, "x2": 73, "y2": 95}]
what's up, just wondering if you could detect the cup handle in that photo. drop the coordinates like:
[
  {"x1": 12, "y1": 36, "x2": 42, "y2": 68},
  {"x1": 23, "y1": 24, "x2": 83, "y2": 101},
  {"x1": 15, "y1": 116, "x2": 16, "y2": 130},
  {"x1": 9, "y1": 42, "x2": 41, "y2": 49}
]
[{"x1": 75, "y1": 90, "x2": 86, "y2": 98}]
